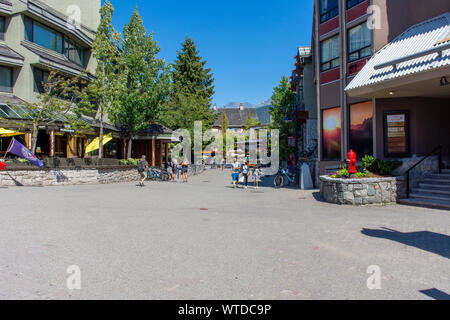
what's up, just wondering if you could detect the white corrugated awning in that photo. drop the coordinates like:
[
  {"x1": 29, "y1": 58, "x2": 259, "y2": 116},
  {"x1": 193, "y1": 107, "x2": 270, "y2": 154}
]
[{"x1": 345, "y1": 12, "x2": 450, "y2": 96}]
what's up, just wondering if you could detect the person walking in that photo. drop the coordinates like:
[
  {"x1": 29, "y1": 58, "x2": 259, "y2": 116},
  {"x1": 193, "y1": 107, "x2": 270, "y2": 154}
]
[
  {"x1": 230, "y1": 156, "x2": 240, "y2": 189},
  {"x1": 241, "y1": 160, "x2": 250, "y2": 189},
  {"x1": 137, "y1": 155, "x2": 149, "y2": 187},
  {"x1": 253, "y1": 165, "x2": 261, "y2": 189},
  {"x1": 221, "y1": 158, "x2": 225, "y2": 171},
  {"x1": 181, "y1": 158, "x2": 189, "y2": 183},
  {"x1": 171, "y1": 158, "x2": 178, "y2": 182}
]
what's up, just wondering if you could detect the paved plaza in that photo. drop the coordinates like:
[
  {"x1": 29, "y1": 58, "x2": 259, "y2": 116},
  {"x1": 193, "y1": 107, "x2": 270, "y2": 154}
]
[{"x1": 0, "y1": 169, "x2": 449, "y2": 300}]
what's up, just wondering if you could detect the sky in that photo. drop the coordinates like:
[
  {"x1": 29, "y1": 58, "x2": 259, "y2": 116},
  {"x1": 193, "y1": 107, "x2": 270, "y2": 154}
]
[{"x1": 107, "y1": 0, "x2": 314, "y2": 107}]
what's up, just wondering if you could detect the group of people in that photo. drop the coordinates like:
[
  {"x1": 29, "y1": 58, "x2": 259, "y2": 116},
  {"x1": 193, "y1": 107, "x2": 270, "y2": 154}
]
[
  {"x1": 230, "y1": 156, "x2": 261, "y2": 189},
  {"x1": 137, "y1": 155, "x2": 189, "y2": 187}
]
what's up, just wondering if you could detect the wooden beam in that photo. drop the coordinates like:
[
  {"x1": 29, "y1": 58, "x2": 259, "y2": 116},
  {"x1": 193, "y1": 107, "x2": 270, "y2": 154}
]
[{"x1": 151, "y1": 138, "x2": 156, "y2": 166}]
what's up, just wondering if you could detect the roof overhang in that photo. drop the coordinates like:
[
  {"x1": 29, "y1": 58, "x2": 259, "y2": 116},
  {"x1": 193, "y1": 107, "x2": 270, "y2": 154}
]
[
  {"x1": 0, "y1": 0, "x2": 12, "y2": 15},
  {"x1": 346, "y1": 13, "x2": 450, "y2": 99}
]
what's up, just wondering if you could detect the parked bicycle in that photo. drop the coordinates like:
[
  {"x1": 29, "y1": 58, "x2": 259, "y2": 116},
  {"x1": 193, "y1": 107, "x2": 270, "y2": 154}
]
[
  {"x1": 274, "y1": 167, "x2": 296, "y2": 188},
  {"x1": 147, "y1": 167, "x2": 170, "y2": 182}
]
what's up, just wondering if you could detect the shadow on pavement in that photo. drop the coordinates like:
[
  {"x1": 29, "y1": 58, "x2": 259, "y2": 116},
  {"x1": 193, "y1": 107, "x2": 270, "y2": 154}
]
[
  {"x1": 361, "y1": 227, "x2": 450, "y2": 259},
  {"x1": 312, "y1": 191, "x2": 328, "y2": 203},
  {"x1": 419, "y1": 288, "x2": 450, "y2": 300}
]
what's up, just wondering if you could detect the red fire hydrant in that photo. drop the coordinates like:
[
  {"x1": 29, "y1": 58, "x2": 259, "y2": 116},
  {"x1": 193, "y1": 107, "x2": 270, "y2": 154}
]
[{"x1": 347, "y1": 149, "x2": 357, "y2": 175}]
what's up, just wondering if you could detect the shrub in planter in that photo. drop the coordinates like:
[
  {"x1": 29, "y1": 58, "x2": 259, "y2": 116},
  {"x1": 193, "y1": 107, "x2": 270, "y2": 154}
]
[{"x1": 361, "y1": 155, "x2": 402, "y2": 176}]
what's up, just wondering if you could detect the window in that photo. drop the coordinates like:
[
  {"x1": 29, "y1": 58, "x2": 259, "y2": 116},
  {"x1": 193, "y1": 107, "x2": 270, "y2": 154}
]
[
  {"x1": 33, "y1": 68, "x2": 50, "y2": 93},
  {"x1": 347, "y1": 0, "x2": 366, "y2": 9},
  {"x1": 349, "y1": 101, "x2": 373, "y2": 158},
  {"x1": 64, "y1": 39, "x2": 85, "y2": 67},
  {"x1": 24, "y1": 17, "x2": 63, "y2": 54},
  {"x1": 0, "y1": 66, "x2": 12, "y2": 93},
  {"x1": 348, "y1": 23, "x2": 372, "y2": 62},
  {"x1": 384, "y1": 111, "x2": 410, "y2": 157},
  {"x1": 321, "y1": 35, "x2": 340, "y2": 71},
  {"x1": 320, "y1": 0, "x2": 339, "y2": 23},
  {"x1": 322, "y1": 107, "x2": 341, "y2": 160},
  {"x1": 0, "y1": 15, "x2": 5, "y2": 40}
]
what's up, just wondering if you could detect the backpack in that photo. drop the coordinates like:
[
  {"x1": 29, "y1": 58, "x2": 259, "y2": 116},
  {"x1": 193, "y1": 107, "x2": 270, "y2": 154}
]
[
  {"x1": 242, "y1": 164, "x2": 248, "y2": 175},
  {"x1": 138, "y1": 161, "x2": 144, "y2": 172}
]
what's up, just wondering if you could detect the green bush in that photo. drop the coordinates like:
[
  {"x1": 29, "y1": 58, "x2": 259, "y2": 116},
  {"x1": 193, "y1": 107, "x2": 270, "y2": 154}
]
[
  {"x1": 119, "y1": 159, "x2": 139, "y2": 166},
  {"x1": 360, "y1": 155, "x2": 402, "y2": 176},
  {"x1": 355, "y1": 169, "x2": 369, "y2": 178}
]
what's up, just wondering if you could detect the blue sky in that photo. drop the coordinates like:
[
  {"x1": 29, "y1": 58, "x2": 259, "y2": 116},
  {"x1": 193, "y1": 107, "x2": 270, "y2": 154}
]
[{"x1": 108, "y1": 0, "x2": 314, "y2": 107}]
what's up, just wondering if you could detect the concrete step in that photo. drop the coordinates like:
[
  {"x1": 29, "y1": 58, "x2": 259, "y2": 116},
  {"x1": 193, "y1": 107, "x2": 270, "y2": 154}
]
[
  {"x1": 419, "y1": 183, "x2": 450, "y2": 190},
  {"x1": 413, "y1": 188, "x2": 450, "y2": 196},
  {"x1": 409, "y1": 193, "x2": 450, "y2": 203},
  {"x1": 428, "y1": 173, "x2": 450, "y2": 179},
  {"x1": 398, "y1": 198, "x2": 450, "y2": 210},
  {"x1": 422, "y1": 178, "x2": 450, "y2": 185}
]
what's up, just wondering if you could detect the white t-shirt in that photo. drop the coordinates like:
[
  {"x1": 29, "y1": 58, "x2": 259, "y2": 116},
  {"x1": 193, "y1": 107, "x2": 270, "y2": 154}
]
[{"x1": 231, "y1": 162, "x2": 240, "y2": 173}]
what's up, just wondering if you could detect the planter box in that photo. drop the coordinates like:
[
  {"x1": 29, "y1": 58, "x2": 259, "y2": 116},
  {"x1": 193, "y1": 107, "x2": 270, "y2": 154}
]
[{"x1": 320, "y1": 175, "x2": 402, "y2": 205}]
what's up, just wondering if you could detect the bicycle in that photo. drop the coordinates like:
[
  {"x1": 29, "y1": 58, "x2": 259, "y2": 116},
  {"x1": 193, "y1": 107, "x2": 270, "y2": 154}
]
[
  {"x1": 147, "y1": 167, "x2": 170, "y2": 182},
  {"x1": 274, "y1": 167, "x2": 296, "y2": 188}
]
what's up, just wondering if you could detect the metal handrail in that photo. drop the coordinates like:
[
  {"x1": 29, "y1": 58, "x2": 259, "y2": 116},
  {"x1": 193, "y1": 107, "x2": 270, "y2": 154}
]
[{"x1": 405, "y1": 145, "x2": 443, "y2": 198}]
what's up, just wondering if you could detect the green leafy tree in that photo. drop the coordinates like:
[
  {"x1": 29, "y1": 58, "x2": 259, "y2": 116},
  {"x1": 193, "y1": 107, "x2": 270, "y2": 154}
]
[
  {"x1": 161, "y1": 37, "x2": 216, "y2": 137},
  {"x1": 111, "y1": 7, "x2": 171, "y2": 159},
  {"x1": 245, "y1": 113, "x2": 261, "y2": 130},
  {"x1": 80, "y1": 0, "x2": 122, "y2": 158},
  {"x1": 270, "y1": 76, "x2": 295, "y2": 159}
]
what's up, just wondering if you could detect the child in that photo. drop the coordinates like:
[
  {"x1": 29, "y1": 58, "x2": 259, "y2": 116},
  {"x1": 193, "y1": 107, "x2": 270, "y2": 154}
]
[{"x1": 253, "y1": 166, "x2": 261, "y2": 189}]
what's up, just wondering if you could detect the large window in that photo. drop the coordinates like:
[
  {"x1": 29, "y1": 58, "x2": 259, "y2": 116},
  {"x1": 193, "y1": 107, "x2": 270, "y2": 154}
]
[
  {"x1": 25, "y1": 17, "x2": 63, "y2": 53},
  {"x1": 64, "y1": 39, "x2": 85, "y2": 67},
  {"x1": 321, "y1": 35, "x2": 340, "y2": 71},
  {"x1": 348, "y1": 23, "x2": 372, "y2": 63},
  {"x1": 347, "y1": 0, "x2": 366, "y2": 9},
  {"x1": 0, "y1": 66, "x2": 12, "y2": 93},
  {"x1": 322, "y1": 107, "x2": 341, "y2": 160},
  {"x1": 33, "y1": 68, "x2": 50, "y2": 93},
  {"x1": 349, "y1": 101, "x2": 373, "y2": 158},
  {"x1": 320, "y1": 0, "x2": 339, "y2": 23}
]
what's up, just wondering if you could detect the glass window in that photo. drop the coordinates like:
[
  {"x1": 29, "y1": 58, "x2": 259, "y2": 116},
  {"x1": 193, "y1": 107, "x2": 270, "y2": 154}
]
[
  {"x1": 33, "y1": 68, "x2": 50, "y2": 93},
  {"x1": 321, "y1": 35, "x2": 340, "y2": 71},
  {"x1": 349, "y1": 101, "x2": 373, "y2": 158},
  {"x1": 0, "y1": 15, "x2": 5, "y2": 40},
  {"x1": 0, "y1": 66, "x2": 12, "y2": 93},
  {"x1": 320, "y1": 0, "x2": 339, "y2": 23},
  {"x1": 24, "y1": 17, "x2": 63, "y2": 54},
  {"x1": 348, "y1": 23, "x2": 372, "y2": 62},
  {"x1": 65, "y1": 39, "x2": 85, "y2": 66},
  {"x1": 347, "y1": 0, "x2": 366, "y2": 9},
  {"x1": 322, "y1": 107, "x2": 341, "y2": 160}
]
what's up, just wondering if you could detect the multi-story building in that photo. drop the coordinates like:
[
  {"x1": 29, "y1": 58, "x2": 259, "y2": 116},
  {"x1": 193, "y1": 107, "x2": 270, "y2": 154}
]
[
  {"x1": 0, "y1": 0, "x2": 104, "y2": 158},
  {"x1": 312, "y1": 0, "x2": 450, "y2": 174}
]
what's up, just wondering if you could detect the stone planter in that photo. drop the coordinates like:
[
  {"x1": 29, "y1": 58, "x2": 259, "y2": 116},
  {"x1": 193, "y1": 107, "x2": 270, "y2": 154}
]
[{"x1": 320, "y1": 175, "x2": 400, "y2": 205}]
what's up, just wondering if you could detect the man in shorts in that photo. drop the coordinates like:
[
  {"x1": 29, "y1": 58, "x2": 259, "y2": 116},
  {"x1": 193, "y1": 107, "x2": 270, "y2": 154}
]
[
  {"x1": 230, "y1": 156, "x2": 240, "y2": 189},
  {"x1": 138, "y1": 155, "x2": 149, "y2": 187}
]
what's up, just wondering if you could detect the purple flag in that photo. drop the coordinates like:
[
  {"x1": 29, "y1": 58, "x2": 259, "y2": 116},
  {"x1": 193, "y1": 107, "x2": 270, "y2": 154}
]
[{"x1": 7, "y1": 138, "x2": 44, "y2": 168}]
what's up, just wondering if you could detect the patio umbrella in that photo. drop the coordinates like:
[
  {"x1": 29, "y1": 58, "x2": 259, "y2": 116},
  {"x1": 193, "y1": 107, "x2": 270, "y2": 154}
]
[{"x1": 0, "y1": 128, "x2": 24, "y2": 138}]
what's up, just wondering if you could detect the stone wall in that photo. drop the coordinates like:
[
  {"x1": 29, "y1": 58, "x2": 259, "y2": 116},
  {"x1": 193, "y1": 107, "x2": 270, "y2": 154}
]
[
  {"x1": 0, "y1": 167, "x2": 140, "y2": 187},
  {"x1": 320, "y1": 176, "x2": 400, "y2": 205}
]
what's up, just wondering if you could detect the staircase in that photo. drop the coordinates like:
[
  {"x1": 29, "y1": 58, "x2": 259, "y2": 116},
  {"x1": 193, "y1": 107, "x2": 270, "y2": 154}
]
[{"x1": 399, "y1": 169, "x2": 450, "y2": 210}]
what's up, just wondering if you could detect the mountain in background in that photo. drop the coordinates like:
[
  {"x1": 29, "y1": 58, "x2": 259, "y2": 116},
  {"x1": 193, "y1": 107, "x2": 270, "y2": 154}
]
[{"x1": 218, "y1": 99, "x2": 272, "y2": 109}]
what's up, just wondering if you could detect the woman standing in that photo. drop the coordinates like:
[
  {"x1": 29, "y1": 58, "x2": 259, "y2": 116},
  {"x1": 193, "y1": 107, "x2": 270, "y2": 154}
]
[
  {"x1": 171, "y1": 158, "x2": 178, "y2": 182},
  {"x1": 241, "y1": 160, "x2": 249, "y2": 189},
  {"x1": 181, "y1": 158, "x2": 189, "y2": 183}
]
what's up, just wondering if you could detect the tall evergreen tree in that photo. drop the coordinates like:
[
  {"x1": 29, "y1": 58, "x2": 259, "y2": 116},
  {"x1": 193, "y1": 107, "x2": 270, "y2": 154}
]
[
  {"x1": 111, "y1": 7, "x2": 171, "y2": 158},
  {"x1": 161, "y1": 37, "x2": 216, "y2": 135}
]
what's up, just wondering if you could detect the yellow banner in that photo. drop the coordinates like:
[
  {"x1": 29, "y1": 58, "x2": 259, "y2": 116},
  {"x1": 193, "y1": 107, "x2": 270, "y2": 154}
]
[
  {"x1": 84, "y1": 133, "x2": 113, "y2": 155},
  {"x1": 0, "y1": 128, "x2": 24, "y2": 137}
]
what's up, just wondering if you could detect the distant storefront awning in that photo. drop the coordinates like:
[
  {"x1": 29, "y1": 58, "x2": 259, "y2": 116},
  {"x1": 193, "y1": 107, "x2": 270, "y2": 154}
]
[
  {"x1": 0, "y1": 128, "x2": 24, "y2": 137},
  {"x1": 85, "y1": 133, "x2": 113, "y2": 155}
]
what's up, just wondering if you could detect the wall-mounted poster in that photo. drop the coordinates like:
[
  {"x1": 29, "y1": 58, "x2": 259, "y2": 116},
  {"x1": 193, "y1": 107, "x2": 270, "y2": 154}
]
[
  {"x1": 384, "y1": 111, "x2": 409, "y2": 157},
  {"x1": 349, "y1": 101, "x2": 373, "y2": 158},
  {"x1": 322, "y1": 107, "x2": 341, "y2": 160}
]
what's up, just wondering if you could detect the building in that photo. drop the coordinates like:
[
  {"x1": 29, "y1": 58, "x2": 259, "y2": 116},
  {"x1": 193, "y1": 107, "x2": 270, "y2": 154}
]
[
  {"x1": 212, "y1": 103, "x2": 271, "y2": 133},
  {"x1": 311, "y1": 0, "x2": 450, "y2": 175},
  {"x1": 0, "y1": 0, "x2": 174, "y2": 165},
  {"x1": 0, "y1": 0, "x2": 107, "y2": 158}
]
